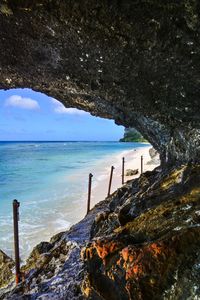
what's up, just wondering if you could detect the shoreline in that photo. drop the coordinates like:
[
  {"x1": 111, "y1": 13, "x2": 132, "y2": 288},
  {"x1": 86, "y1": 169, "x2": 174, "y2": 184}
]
[
  {"x1": 1, "y1": 143, "x2": 159, "y2": 260},
  {"x1": 28, "y1": 144, "x2": 159, "y2": 258},
  {"x1": 90, "y1": 145, "x2": 159, "y2": 208}
]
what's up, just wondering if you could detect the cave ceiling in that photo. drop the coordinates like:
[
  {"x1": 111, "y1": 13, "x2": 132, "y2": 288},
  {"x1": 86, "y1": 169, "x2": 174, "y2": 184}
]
[{"x1": 0, "y1": 0, "x2": 200, "y2": 164}]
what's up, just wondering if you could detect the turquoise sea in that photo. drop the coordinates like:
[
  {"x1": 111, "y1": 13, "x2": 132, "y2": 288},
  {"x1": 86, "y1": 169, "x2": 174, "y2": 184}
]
[{"x1": 0, "y1": 141, "x2": 149, "y2": 259}]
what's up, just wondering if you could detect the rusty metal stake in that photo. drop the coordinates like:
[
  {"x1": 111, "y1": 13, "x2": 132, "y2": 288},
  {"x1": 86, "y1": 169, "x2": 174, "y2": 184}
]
[
  {"x1": 13, "y1": 199, "x2": 21, "y2": 285},
  {"x1": 122, "y1": 157, "x2": 125, "y2": 184},
  {"x1": 141, "y1": 155, "x2": 143, "y2": 174},
  {"x1": 87, "y1": 173, "x2": 93, "y2": 214},
  {"x1": 107, "y1": 166, "x2": 114, "y2": 197}
]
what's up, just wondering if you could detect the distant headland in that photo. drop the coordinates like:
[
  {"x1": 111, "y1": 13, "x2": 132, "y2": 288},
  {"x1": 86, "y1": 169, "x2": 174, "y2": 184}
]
[{"x1": 119, "y1": 128, "x2": 147, "y2": 142}]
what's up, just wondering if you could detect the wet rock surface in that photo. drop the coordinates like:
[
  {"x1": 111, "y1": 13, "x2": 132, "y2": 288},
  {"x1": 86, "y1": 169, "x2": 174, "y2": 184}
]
[{"x1": 0, "y1": 198, "x2": 112, "y2": 299}]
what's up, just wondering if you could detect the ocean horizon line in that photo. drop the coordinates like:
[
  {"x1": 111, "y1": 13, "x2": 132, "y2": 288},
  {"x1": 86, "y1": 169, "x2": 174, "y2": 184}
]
[
  {"x1": 0, "y1": 140, "x2": 130, "y2": 143},
  {"x1": 0, "y1": 141, "x2": 148, "y2": 257}
]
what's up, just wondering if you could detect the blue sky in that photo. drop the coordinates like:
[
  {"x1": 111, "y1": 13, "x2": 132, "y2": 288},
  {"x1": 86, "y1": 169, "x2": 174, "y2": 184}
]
[{"x1": 0, "y1": 88, "x2": 124, "y2": 141}]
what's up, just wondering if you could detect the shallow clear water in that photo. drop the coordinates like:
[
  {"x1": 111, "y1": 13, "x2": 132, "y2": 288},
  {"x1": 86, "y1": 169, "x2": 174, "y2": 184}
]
[{"x1": 0, "y1": 141, "x2": 148, "y2": 258}]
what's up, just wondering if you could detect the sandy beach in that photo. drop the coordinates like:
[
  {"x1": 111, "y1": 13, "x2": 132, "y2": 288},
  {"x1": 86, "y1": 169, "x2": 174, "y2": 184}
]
[
  {"x1": 31, "y1": 144, "x2": 159, "y2": 253},
  {"x1": 90, "y1": 144, "x2": 159, "y2": 208},
  {"x1": 0, "y1": 142, "x2": 159, "y2": 260}
]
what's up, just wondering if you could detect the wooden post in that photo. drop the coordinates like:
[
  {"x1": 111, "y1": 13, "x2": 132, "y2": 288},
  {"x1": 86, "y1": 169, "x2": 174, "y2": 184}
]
[
  {"x1": 13, "y1": 199, "x2": 21, "y2": 285},
  {"x1": 87, "y1": 173, "x2": 93, "y2": 214},
  {"x1": 122, "y1": 157, "x2": 125, "y2": 184},
  {"x1": 141, "y1": 155, "x2": 143, "y2": 174},
  {"x1": 107, "y1": 166, "x2": 114, "y2": 197}
]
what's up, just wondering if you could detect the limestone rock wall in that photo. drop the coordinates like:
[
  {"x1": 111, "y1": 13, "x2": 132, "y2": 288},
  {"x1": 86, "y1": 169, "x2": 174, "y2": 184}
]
[{"x1": 0, "y1": 1, "x2": 200, "y2": 165}]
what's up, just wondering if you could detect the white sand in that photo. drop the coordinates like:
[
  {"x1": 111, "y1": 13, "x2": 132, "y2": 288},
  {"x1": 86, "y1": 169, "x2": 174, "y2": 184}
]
[
  {"x1": 90, "y1": 145, "x2": 159, "y2": 208},
  {"x1": 18, "y1": 144, "x2": 159, "y2": 260}
]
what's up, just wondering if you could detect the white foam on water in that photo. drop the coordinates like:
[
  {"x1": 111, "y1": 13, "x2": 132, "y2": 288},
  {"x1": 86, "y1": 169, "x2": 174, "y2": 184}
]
[
  {"x1": 19, "y1": 222, "x2": 43, "y2": 231},
  {"x1": 53, "y1": 218, "x2": 71, "y2": 231},
  {"x1": 1, "y1": 142, "x2": 151, "y2": 259}
]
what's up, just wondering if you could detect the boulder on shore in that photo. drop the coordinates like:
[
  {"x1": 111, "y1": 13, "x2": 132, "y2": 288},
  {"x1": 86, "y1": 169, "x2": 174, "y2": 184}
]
[
  {"x1": 147, "y1": 148, "x2": 160, "y2": 165},
  {"x1": 125, "y1": 169, "x2": 139, "y2": 176},
  {"x1": 149, "y1": 147, "x2": 158, "y2": 159}
]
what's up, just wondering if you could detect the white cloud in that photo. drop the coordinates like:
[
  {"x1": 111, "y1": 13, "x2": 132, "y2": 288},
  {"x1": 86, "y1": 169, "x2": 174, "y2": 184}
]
[
  {"x1": 5, "y1": 95, "x2": 40, "y2": 110},
  {"x1": 50, "y1": 98, "x2": 88, "y2": 115}
]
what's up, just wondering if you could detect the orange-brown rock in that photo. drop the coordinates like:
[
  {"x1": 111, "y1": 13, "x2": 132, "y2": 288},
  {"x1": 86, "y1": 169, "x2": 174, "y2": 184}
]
[{"x1": 83, "y1": 165, "x2": 200, "y2": 300}]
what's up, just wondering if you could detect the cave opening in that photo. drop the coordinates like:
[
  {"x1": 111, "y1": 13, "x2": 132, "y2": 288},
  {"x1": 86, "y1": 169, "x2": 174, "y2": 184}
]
[
  {"x1": 0, "y1": 88, "x2": 126, "y2": 142},
  {"x1": 0, "y1": 88, "x2": 156, "y2": 260},
  {"x1": 1, "y1": 0, "x2": 200, "y2": 168}
]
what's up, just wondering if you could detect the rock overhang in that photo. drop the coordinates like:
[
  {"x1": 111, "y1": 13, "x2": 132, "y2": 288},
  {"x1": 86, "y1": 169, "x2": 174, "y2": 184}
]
[{"x1": 0, "y1": 0, "x2": 200, "y2": 165}]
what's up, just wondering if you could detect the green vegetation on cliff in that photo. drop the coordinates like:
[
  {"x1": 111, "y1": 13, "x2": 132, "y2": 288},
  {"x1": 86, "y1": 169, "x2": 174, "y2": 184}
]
[{"x1": 120, "y1": 128, "x2": 147, "y2": 142}]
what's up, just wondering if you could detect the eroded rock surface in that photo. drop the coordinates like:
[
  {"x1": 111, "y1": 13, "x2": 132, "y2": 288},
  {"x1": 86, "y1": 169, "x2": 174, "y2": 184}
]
[
  {"x1": 0, "y1": 250, "x2": 14, "y2": 288},
  {"x1": 83, "y1": 165, "x2": 200, "y2": 300},
  {"x1": 0, "y1": 1, "x2": 200, "y2": 299},
  {"x1": 0, "y1": 1, "x2": 200, "y2": 164},
  {"x1": 125, "y1": 169, "x2": 139, "y2": 176},
  {"x1": 147, "y1": 147, "x2": 160, "y2": 165}
]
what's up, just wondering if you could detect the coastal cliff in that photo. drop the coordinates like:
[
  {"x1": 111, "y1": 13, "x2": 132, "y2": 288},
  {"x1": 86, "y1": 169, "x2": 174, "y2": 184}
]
[{"x1": 0, "y1": 1, "x2": 200, "y2": 299}]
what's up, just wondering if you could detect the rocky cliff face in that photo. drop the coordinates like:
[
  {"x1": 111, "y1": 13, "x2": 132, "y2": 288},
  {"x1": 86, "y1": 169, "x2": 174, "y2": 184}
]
[{"x1": 0, "y1": 1, "x2": 200, "y2": 299}]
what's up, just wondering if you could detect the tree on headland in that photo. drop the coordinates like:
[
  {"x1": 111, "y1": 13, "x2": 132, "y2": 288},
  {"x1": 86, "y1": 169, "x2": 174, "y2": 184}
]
[{"x1": 119, "y1": 128, "x2": 147, "y2": 142}]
